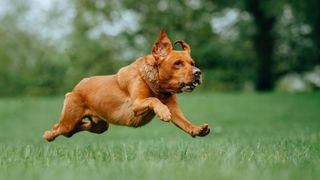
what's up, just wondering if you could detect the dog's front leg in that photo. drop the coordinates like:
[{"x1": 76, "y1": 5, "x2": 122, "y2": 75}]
[
  {"x1": 166, "y1": 95, "x2": 210, "y2": 137},
  {"x1": 132, "y1": 97, "x2": 171, "y2": 122}
]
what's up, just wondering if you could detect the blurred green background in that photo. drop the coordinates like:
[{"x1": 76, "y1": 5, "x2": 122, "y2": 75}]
[{"x1": 1, "y1": 0, "x2": 320, "y2": 96}]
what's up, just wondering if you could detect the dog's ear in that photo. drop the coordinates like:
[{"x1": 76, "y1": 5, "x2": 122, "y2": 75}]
[
  {"x1": 174, "y1": 40, "x2": 191, "y2": 54},
  {"x1": 152, "y1": 29, "x2": 172, "y2": 63}
]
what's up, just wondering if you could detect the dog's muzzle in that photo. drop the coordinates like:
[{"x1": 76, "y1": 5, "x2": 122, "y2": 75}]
[{"x1": 181, "y1": 68, "x2": 202, "y2": 92}]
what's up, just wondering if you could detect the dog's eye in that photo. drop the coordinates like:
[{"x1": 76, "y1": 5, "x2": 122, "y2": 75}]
[
  {"x1": 174, "y1": 60, "x2": 183, "y2": 67},
  {"x1": 190, "y1": 61, "x2": 195, "y2": 66}
]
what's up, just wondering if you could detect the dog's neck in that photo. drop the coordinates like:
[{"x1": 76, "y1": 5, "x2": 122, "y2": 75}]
[{"x1": 139, "y1": 58, "x2": 172, "y2": 99}]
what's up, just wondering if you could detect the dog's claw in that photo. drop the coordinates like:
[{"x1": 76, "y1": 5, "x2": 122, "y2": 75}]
[
  {"x1": 198, "y1": 125, "x2": 210, "y2": 137},
  {"x1": 190, "y1": 124, "x2": 211, "y2": 137}
]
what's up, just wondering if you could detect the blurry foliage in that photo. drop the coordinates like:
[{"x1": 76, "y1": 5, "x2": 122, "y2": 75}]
[
  {"x1": 0, "y1": 0, "x2": 319, "y2": 96},
  {"x1": 274, "y1": 4, "x2": 316, "y2": 76},
  {"x1": 0, "y1": 1, "x2": 67, "y2": 96}
]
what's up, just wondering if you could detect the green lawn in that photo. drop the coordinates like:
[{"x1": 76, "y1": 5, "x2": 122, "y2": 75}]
[{"x1": 0, "y1": 92, "x2": 319, "y2": 180}]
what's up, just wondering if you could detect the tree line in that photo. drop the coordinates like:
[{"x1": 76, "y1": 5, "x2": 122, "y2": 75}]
[{"x1": 0, "y1": 0, "x2": 319, "y2": 96}]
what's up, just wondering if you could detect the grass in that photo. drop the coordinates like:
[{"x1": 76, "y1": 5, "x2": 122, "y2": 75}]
[{"x1": 0, "y1": 92, "x2": 319, "y2": 180}]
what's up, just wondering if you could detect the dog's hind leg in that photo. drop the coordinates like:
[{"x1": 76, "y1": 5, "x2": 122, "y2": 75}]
[
  {"x1": 77, "y1": 116, "x2": 109, "y2": 134},
  {"x1": 43, "y1": 93, "x2": 86, "y2": 142}
]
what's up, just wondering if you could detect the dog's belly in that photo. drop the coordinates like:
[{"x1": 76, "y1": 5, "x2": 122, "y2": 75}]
[
  {"x1": 100, "y1": 98, "x2": 156, "y2": 127},
  {"x1": 83, "y1": 90, "x2": 154, "y2": 127},
  {"x1": 75, "y1": 75, "x2": 156, "y2": 127}
]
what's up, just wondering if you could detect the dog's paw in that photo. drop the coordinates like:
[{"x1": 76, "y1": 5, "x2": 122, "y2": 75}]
[
  {"x1": 190, "y1": 124, "x2": 211, "y2": 137},
  {"x1": 43, "y1": 131, "x2": 55, "y2": 142},
  {"x1": 154, "y1": 104, "x2": 171, "y2": 122}
]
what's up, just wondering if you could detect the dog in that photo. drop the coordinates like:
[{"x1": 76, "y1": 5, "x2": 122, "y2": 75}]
[{"x1": 43, "y1": 30, "x2": 210, "y2": 142}]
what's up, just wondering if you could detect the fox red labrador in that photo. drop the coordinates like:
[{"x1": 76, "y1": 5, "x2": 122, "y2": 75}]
[{"x1": 43, "y1": 30, "x2": 210, "y2": 142}]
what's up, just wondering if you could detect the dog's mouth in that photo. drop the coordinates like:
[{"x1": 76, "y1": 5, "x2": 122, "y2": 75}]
[{"x1": 181, "y1": 78, "x2": 202, "y2": 92}]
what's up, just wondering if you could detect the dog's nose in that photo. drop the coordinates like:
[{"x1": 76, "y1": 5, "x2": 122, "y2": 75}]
[{"x1": 193, "y1": 68, "x2": 202, "y2": 78}]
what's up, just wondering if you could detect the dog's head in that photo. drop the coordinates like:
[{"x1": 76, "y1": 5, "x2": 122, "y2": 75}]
[{"x1": 152, "y1": 30, "x2": 202, "y2": 93}]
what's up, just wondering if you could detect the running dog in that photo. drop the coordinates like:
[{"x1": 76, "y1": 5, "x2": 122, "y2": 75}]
[{"x1": 43, "y1": 30, "x2": 210, "y2": 142}]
